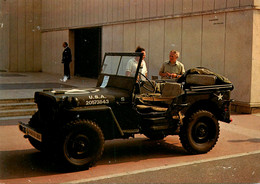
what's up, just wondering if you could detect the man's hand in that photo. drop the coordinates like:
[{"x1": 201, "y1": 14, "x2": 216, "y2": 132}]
[{"x1": 166, "y1": 73, "x2": 178, "y2": 79}]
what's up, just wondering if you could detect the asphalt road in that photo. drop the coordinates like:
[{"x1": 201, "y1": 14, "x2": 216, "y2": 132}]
[{"x1": 0, "y1": 113, "x2": 259, "y2": 184}]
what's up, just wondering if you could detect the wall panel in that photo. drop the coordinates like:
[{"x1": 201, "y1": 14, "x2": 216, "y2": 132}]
[
  {"x1": 174, "y1": 0, "x2": 183, "y2": 15},
  {"x1": 240, "y1": 0, "x2": 253, "y2": 6},
  {"x1": 183, "y1": 0, "x2": 192, "y2": 14},
  {"x1": 18, "y1": 0, "x2": 26, "y2": 72},
  {"x1": 251, "y1": 10, "x2": 260, "y2": 103},
  {"x1": 107, "y1": 0, "x2": 113, "y2": 22},
  {"x1": 135, "y1": 22, "x2": 149, "y2": 55},
  {"x1": 202, "y1": 14, "x2": 225, "y2": 74},
  {"x1": 102, "y1": 26, "x2": 113, "y2": 56},
  {"x1": 149, "y1": 0, "x2": 156, "y2": 17},
  {"x1": 227, "y1": 0, "x2": 240, "y2": 8},
  {"x1": 102, "y1": 0, "x2": 108, "y2": 23},
  {"x1": 26, "y1": 0, "x2": 34, "y2": 71},
  {"x1": 142, "y1": 0, "x2": 150, "y2": 18},
  {"x1": 41, "y1": 33, "x2": 47, "y2": 72},
  {"x1": 203, "y1": 0, "x2": 214, "y2": 11},
  {"x1": 0, "y1": 0, "x2": 9, "y2": 71},
  {"x1": 136, "y1": 0, "x2": 143, "y2": 19},
  {"x1": 157, "y1": 0, "x2": 165, "y2": 17},
  {"x1": 118, "y1": 0, "x2": 124, "y2": 21},
  {"x1": 225, "y1": 11, "x2": 253, "y2": 102},
  {"x1": 164, "y1": 0, "x2": 174, "y2": 15},
  {"x1": 112, "y1": 0, "x2": 118, "y2": 22},
  {"x1": 123, "y1": 23, "x2": 136, "y2": 51},
  {"x1": 112, "y1": 25, "x2": 124, "y2": 51},
  {"x1": 149, "y1": 20, "x2": 164, "y2": 77},
  {"x1": 123, "y1": 0, "x2": 130, "y2": 20},
  {"x1": 182, "y1": 16, "x2": 202, "y2": 69},
  {"x1": 164, "y1": 18, "x2": 182, "y2": 61},
  {"x1": 193, "y1": 0, "x2": 203, "y2": 12},
  {"x1": 129, "y1": 0, "x2": 136, "y2": 20},
  {"x1": 215, "y1": 0, "x2": 227, "y2": 9}
]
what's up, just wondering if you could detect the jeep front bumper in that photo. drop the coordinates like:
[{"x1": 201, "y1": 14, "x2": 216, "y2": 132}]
[{"x1": 18, "y1": 122, "x2": 42, "y2": 142}]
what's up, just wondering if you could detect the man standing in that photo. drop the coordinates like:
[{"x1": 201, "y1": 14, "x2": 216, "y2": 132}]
[
  {"x1": 159, "y1": 50, "x2": 185, "y2": 79},
  {"x1": 125, "y1": 46, "x2": 148, "y2": 80},
  {"x1": 61, "y1": 42, "x2": 72, "y2": 82}
]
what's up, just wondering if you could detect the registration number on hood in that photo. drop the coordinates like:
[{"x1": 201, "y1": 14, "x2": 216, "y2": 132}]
[{"x1": 85, "y1": 99, "x2": 109, "y2": 105}]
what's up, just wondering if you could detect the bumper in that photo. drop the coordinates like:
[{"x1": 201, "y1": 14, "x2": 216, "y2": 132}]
[{"x1": 18, "y1": 122, "x2": 42, "y2": 142}]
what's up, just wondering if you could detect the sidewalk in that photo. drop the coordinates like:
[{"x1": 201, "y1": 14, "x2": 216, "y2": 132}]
[{"x1": 0, "y1": 72, "x2": 97, "y2": 100}]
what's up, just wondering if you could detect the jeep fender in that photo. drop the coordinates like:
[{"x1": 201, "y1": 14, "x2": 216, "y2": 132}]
[{"x1": 65, "y1": 105, "x2": 124, "y2": 139}]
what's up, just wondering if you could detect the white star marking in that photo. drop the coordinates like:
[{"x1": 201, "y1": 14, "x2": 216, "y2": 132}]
[{"x1": 217, "y1": 93, "x2": 223, "y2": 100}]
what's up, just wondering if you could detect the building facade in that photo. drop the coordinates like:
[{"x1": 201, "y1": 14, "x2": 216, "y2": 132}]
[{"x1": 1, "y1": 0, "x2": 260, "y2": 113}]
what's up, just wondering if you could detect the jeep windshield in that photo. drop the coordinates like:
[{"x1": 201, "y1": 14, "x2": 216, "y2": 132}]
[
  {"x1": 96, "y1": 52, "x2": 144, "y2": 95},
  {"x1": 101, "y1": 52, "x2": 143, "y2": 79}
]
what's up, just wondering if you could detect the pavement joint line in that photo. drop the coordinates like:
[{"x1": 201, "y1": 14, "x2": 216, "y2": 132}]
[{"x1": 63, "y1": 150, "x2": 260, "y2": 184}]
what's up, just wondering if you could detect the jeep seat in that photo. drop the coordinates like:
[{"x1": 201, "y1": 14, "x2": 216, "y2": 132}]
[{"x1": 161, "y1": 82, "x2": 183, "y2": 98}]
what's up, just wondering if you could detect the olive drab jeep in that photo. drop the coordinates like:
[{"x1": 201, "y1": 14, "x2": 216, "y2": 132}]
[{"x1": 19, "y1": 52, "x2": 234, "y2": 170}]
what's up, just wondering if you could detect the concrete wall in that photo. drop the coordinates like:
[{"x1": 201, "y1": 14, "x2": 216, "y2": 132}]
[
  {"x1": 41, "y1": 0, "x2": 255, "y2": 30},
  {"x1": 0, "y1": 0, "x2": 9, "y2": 71},
  {"x1": 251, "y1": 10, "x2": 260, "y2": 107},
  {"x1": 0, "y1": 0, "x2": 41, "y2": 72}
]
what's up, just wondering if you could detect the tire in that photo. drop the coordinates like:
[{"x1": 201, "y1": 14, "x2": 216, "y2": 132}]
[
  {"x1": 61, "y1": 119, "x2": 105, "y2": 169},
  {"x1": 179, "y1": 110, "x2": 219, "y2": 154},
  {"x1": 28, "y1": 137, "x2": 43, "y2": 151},
  {"x1": 144, "y1": 131, "x2": 166, "y2": 140},
  {"x1": 28, "y1": 111, "x2": 40, "y2": 128},
  {"x1": 28, "y1": 111, "x2": 44, "y2": 151}
]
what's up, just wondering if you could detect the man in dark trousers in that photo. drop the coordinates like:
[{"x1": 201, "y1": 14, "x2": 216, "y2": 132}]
[{"x1": 61, "y1": 42, "x2": 72, "y2": 82}]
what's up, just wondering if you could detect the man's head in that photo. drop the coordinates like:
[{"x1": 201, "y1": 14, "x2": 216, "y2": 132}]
[
  {"x1": 63, "y1": 42, "x2": 68, "y2": 48},
  {"x1": 135, "y1": 46, "x2": 146, "y2": 60},
  {"x1": 169, "y1": 50, "x2": 180, "y2": 64}
]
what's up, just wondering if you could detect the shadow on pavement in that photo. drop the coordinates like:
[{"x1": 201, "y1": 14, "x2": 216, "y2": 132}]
[
  {"x1": 0, "y1": 137, "x2": 187, "y2": 180},
  {"x1": 228, "y1": 138, "x2": 260, "y2": 143}
]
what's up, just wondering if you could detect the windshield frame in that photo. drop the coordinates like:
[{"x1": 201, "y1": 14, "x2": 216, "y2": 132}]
[{"x1": 100, "y1": 52, "x2": 144, "y2": 81}]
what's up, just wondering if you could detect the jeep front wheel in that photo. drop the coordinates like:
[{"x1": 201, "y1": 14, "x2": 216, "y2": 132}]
[
  {"x1": 61, "y1": 119, "x2": 104, "y2": 169},
  {"x1": 179, "y1": 110, "x2": 219, "y2": 154}
]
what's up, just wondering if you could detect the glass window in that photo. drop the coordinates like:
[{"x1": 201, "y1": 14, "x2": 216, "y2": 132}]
[{"x1": 101, "y1": 56, "x2": 121, "y2": 75}]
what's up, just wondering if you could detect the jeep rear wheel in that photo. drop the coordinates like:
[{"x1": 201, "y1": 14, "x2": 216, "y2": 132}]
[
  {"x1": 61, "y1": 119, "x2": 104, "y2": 169},
  {"x1": 179, "y1": 110, "x2": 219, "y2": 154}
]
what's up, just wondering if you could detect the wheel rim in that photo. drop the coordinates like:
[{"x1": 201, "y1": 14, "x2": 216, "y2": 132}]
[
  {"x1": 192, "y1": 117, "x2": 215, "y2": 144},
  {"x1": 65, "y1": 133, "x2": 93, "y2": 164}
]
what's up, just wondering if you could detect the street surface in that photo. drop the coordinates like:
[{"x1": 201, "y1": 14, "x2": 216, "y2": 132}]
[{"x1": 0, "y1": 113, "x2": 259, "y2": 184}]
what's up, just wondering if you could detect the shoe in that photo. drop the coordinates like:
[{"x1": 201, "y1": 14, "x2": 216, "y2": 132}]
[
  {"x1": 60, "y1": 76, "x2": 68, "y2": 82},
  {"x1": 63, "y1": 76, "x2": 68, "y2": 82}
]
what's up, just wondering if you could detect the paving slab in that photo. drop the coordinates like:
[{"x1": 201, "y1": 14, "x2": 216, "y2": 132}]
[{"x1": 0, "y1": 72, "x2": 97, "y2": 100}]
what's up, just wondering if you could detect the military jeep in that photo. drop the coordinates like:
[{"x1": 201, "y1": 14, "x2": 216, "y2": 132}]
[{"x1": 19, "y1": 52, "x2": 233, "y2": 169}]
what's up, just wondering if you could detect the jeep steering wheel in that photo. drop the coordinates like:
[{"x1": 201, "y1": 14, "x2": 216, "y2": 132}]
[{"x1": 138, "y1": 72, "x2": 156, "y2": 93}]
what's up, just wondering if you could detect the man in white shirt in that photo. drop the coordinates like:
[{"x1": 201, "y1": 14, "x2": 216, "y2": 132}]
[{"x1": 126, "y1": 46, "x2": 147, "y2": 80}]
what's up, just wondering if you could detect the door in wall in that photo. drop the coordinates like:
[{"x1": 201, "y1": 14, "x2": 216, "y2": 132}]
[{"x1": 74, "y1": 27, "x2": 102, "y2": 78}]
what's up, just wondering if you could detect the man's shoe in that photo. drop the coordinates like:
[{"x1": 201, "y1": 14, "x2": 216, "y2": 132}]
[{"x1": 63, "y1": 76, "x2": 68, "y2": 82}]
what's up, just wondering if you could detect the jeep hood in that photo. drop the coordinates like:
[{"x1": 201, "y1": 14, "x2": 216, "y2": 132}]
[{"x1": 35, "y1": 87, "x2": 131, "y2": 107}]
